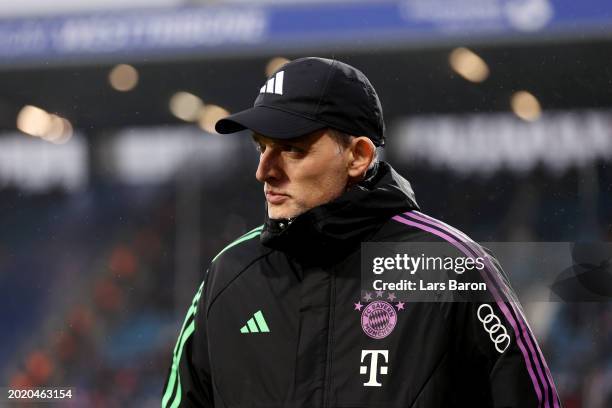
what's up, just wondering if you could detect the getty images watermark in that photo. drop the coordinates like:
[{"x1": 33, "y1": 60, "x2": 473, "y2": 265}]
[
  {"x1": 371, "y1": 253, "x2": 486, "y2": 292},
  {"x1": 361, "y1": 242, "x2": 612, "y2": 303}
]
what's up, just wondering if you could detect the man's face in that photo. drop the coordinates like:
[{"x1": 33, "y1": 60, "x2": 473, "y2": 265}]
[{"x1": 253, "y1": 129, "x2": 350, "y2": 219}]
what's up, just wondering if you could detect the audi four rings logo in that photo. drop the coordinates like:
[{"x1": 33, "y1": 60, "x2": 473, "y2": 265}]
[{"x1": 477, "y1": 304, "x2": 511, "y2": 353}]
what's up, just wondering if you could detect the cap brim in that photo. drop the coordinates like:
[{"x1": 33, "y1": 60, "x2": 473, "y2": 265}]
[{"x1": 215, "y1": 106, "x2": 326, "y2": 139}]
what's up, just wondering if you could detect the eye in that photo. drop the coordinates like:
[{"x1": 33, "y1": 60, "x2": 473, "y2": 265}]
[{"x1": 283, "y1": 144, "x2": 304, "y2": 154}]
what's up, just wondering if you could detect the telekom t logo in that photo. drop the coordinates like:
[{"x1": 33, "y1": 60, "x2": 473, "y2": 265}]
[{"x1": 360, "y1": 350, "x2": 388, "y2": 387}]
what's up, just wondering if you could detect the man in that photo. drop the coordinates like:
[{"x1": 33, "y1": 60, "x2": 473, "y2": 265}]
[{"x1": 162, "y1": 57, "x2": 561, "y2": 407}]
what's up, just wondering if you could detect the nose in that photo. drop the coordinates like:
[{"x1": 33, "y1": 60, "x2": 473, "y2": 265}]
[{"x1": 255, "y1": 148, "x2": 282, "y2": 183}]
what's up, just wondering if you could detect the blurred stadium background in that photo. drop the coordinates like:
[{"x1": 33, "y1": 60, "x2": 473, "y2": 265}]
[{"x1": 0, "y1": 0, "x2": 611, "y2": 406}]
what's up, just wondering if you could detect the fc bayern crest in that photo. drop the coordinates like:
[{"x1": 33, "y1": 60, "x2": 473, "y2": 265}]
[
  {"x1": 360, "y1": 300, "x2": 397, "y2": 339},
  {"x1": 354, "y1": 291, "x2": 404, "y2": 339}
]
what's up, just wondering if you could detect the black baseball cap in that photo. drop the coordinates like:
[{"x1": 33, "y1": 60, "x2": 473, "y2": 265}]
[{"x1": 215, "y1": 57, "x2": 385, "y2": 146}]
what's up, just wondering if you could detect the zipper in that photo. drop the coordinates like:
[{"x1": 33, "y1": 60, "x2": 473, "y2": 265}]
[{"x1": 322, "y1": 269, "x2": 336, "y2": 408}]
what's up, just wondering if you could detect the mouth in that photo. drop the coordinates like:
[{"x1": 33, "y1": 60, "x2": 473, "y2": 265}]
[{"x1": 265, "y1": 191, "x2": 289, "y2": 205}]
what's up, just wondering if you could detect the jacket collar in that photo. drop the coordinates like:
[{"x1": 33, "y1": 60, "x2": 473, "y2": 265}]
[{"x1": 260, "y1": 161, "x2": 419, "y2": 264}]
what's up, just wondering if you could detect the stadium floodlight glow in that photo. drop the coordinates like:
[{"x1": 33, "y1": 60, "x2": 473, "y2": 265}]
[
  {"x1": 41, "y1": 114, "x2": 65, "y2": 143},
  {"x1": 17, "y1": 105, "x2": 52, "y2": 137},
  {"x1": 109, "y1": 64, "x2": 139, "y2": 92},
  {"x1": 449, "y1": 47, "x2": 489, "y2": 83},
  {"x1": 55, "y1": 119, "x2": 74, "y2": 145},
  {"x1": 198, "y1": 104, "x2": 230, "y2": 134},
  {"x1": 511, "y1": 91, "x2": 541, "y2": 122},
  {"x1": 265, "y1": 57, "x2": 290, "y2": 77},
  {"x1": 45, "y1": 117, "x2": 73, "y2": 145},
  {"x1": 169, "y1": 91, "x2": 203, "y2": 122},
  {"x1": 25, "y1": 110, "x2": 74, "y2": 145}
]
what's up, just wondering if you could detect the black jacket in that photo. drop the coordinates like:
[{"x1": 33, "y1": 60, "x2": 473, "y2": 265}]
[{"x1": 162, "y1": 162, "x2": 561, "y2": 408}]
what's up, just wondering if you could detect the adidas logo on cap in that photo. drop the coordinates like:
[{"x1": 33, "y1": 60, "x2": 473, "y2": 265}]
[{"x1": 259, "y1": 71, "x2": 284, "y2": 95}]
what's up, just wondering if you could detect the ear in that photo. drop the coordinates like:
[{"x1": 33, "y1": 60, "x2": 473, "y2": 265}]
[{"x1": 347, "y1": 137, "x2": 376, "y2": 180}]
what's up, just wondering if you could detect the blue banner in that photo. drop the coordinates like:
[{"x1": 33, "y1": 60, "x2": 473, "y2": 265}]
[{"x1": 0, "y1": 0, "x2": 611, "y2": 65}]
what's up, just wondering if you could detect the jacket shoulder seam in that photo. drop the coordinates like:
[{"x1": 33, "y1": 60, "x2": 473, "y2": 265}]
[{"x1": 211, "y1": 224, "x2": 264, "y2": 263}]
